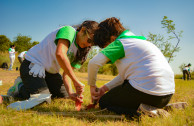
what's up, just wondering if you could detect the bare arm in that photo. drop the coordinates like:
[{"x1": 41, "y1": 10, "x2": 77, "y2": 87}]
[
  {"x1": 62, "y1": 72, "x2": 73, "y2": 95},
  {"x1": 56, "y1": 39, "x2": 84, "y2": 96},
  {"x1": 56, "y1": 39, "x2": 79, "y2": 83},
  {"x1": 62, "y1": 71, "x2": 83, "y2": 102}
]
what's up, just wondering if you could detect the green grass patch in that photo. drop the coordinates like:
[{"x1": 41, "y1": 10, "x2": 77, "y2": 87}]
[{"x1": 0, "y1": 70, "x2": 194, "y2": 126}]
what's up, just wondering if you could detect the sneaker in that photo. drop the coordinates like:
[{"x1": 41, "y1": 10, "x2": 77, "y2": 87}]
[
  {"x1": 164, "y1": 102, "x2": 188, "y2": 111},
  {"x1": 7, "y1": 76, "x2": 23, "y2": 97},
  {"x1": 139, "y1": 103, "x2": 170, "y2": 117},
  {"x1": 0, "y1": 95, "x2": 14, "y2": 104}
]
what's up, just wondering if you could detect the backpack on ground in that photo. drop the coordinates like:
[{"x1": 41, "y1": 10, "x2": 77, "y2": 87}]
[{"x1": 1, "y1": 62, "x2": 8, "y2": 69}]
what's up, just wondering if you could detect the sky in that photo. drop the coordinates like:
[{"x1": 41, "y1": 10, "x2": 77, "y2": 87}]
[{"x1": 0, "y1": 0, "x2": 194, "y2": 74}]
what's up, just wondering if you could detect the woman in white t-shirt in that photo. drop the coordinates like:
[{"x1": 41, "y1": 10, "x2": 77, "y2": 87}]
[
  {"x1": 88, "y1": 17, "x2": 175, "y2": 117},
  {"x1": 18, "y1": 51, "x2": 27, "y2": 64},
  {"x1": 8, "y1": 45, "x2": 16, "y2": 70},
  {"x1": 7, "y1": 21, "x2": 98, "y2": 104},
  {"x1": 183, "y1": 63, "x2": 191, "y2": 80}
]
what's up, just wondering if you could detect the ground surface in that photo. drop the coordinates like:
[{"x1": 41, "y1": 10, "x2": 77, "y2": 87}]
[{"x1": 0, "y1": 69, "x2": 193, "y2": 126}]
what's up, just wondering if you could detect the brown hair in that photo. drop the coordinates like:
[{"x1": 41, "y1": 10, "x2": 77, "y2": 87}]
[
  {"x1": 94, "y1": 17, "x2": 125, "y2": 48},
  {"x1": 75, "y1": 20, "x2": 98, "y2": 64}
]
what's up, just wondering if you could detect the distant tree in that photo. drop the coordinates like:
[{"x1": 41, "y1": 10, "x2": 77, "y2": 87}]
[
  {"x1": 0, "y1": 35, "x2": 11, "y2": 52},
  {"x1": 147, "y1": 16, "x2": 183, "y2": 62},
  {"x1": 13, "y1": 34, "x2": 39, "y2": 52},
  {"x1": 147, "y1": 32, "x2": 180, "y2": 59},
  {"x1": 13, "y1": 34, "x2": 31, "y2": 52},
  {"x1": 31, "y1": 41, "x2": 39, "y2": 47}
]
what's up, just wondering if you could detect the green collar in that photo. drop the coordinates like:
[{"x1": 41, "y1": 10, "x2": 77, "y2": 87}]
[{"x1": 116, "y1": 30, "x2": 146, "y2": 40}]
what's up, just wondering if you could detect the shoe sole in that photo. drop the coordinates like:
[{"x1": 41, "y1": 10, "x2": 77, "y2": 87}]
[
  {"x1": 164, "y1": 102, "x2": 188, "y2": 111},
  {"x1": 139, "y1": 104, "x2": 170, "y2": 117},
  {"x1": 157, "y1": 109, "x2": 171, "y2": 117},
  {"x1": 139, "y1": 104, "x2": 158, "y2": 117}
]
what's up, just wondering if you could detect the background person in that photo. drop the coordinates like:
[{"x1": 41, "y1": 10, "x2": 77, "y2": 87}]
[
  {"x1": 183, "y1": 63, "x2": 191, "y2": 80},
  {"x1": 18, "y1": 51, "x2": 27, "y2": 64},
  {"x1": 88, "y1": 17, "x2": 175, "y2": 117},
  {"x1": 8, "y1": 45, "x2": 16, "y2": 70},
  {"x1": 7, "y1": 21, "x2": 98, "y2": 104}
]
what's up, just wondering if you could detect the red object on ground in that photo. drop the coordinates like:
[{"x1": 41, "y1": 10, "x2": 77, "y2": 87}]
[
  {"x1": 86, "y1": 103, "x2": 96, "y2": 110},
  {"x1": 0, "y1": 95, "x2": 3, "y2": 104},
  {"x1": 75, "y1": 100, "x2": 82, "y2": 111}
]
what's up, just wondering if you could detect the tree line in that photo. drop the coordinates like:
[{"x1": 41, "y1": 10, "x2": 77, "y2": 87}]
[{"x1": 0, "y1": 34, "x2": 39, "y2": 53}]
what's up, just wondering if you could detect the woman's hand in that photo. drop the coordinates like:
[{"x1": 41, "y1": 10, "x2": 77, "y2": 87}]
[
  {"x1": 73, "y1": 81, "x2": 85, "y2": 96},
  {"x1": 69, "y1": 93, "x2": 83, "y2": 103},
  {"x1": 90, "y1": 85, "x2": 109, "y2": 103},
  {"x1": 99, "y1": 85, "x2": 109, "y2": 97},
  {"x1": 90, "y1": 86, "x2": 100, "y2": 103}
]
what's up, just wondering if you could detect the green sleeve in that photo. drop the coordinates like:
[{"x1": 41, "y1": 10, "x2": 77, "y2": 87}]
[
  {"x1": 8, "y1": 48, "x2": 11, "y2": 51},
  {"x1": 100, "y1": 40, "x2": 125, "y2": 64},
  {"x1": 71, "y1": 62, "x2": 81, "y2": 69},
  {"x1": 55, "y1": 26, "x2": 76, "y2": 45}
]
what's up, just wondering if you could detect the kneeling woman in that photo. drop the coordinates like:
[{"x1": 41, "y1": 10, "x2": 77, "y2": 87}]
[
  {"x1": 88, "y1": 17, "x2": 175, "y2": 116},
  {"x1": 10, "y1": 20, "x2": 98, "y2": 103}
]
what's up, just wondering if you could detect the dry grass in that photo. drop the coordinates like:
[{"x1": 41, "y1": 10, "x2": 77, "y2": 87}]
[{"x1": 0, "y1": 69, "x2": 193, "y2": 126}]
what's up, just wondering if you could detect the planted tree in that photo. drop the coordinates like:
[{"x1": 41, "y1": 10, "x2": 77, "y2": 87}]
[{"x1": 147, "y1": 16, "x2": 183, "y2": 62}]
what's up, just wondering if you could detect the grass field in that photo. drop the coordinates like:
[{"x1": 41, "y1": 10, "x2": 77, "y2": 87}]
[{"x1": 0, "y1": 69, "x2": 194, "y2": 126}]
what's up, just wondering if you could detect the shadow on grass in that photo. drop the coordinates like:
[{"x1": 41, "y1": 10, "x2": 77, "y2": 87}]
[{"x1": 31, "y1": 104, "x2": 140, "y2": 122}]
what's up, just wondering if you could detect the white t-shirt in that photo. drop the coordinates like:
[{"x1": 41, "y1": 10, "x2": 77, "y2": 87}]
[
  {"x1": 18, "y1": 51, "x2": 27, "y2": 58},
  {"x1": 183, "y1": 66, "x2": 189, "y2": 71},
  {"x1": 88, "y1": 30, "x2": 175, "y2": 96},
  {"x1": 25, "y1": 26, "x2": 81, "y2": 74},
  {"x1": 8, "y1": 48, "x2": 15, "y2": 57}
]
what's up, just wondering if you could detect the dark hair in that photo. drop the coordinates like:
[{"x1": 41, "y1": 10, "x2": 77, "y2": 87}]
[
  {"x1": 94, "y1": 17, "x2": 126, "y2": 48},
  {"x1": 10, "y1": 45, "x2": 14, "y2": 48},
  {"x1": 75, "y1": 20, "x2": 98, "y2": 64}
]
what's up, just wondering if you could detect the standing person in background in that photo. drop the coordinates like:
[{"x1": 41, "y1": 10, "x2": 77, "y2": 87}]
[
  {"x1": 88, "y1": 17, "x2": 175, "y2": 117},
  {"x1": 8, "y1": 45, "x2": 16, "y2": 71},
  {"x1": 183, "y1": 63, "x2": 191, "y2": 80},
  {"x1": 18, "y1": 51, "x2": 27, "y2": 64}
]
